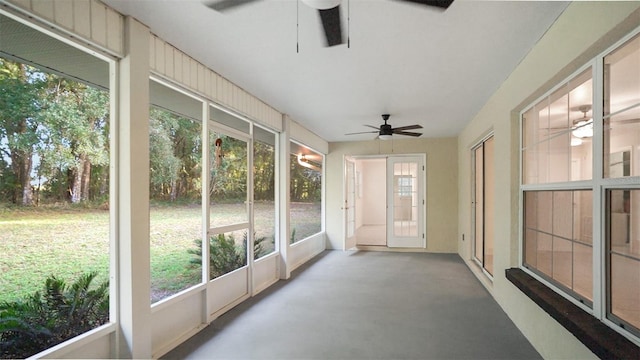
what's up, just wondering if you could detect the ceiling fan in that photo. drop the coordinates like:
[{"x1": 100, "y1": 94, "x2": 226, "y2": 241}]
[
  {"x1": 205, "y1": 0, "x2": 454, "y2": 47},
  {"x1": 345, "y1": 114, "x2": 423, "y2": 140}
]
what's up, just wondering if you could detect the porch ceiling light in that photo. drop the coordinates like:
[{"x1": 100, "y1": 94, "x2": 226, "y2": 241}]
[
  {"x1": 572, "y1": 119, "x2": 593, "y2": 138},
  {"x1": 297, "y1": 154, "x2": 322, "y2": 172}
]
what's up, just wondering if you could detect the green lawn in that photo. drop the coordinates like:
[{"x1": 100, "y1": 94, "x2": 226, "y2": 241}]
[{"x1": 0, "y1": 202, "x2": 320, "y2": 304}]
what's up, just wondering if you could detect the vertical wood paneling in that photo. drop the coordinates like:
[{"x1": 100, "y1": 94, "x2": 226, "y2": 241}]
[
  {"x1": 204, "y1": 70, "x2": 212, "y2": 98},
  {"x1": 149, "y1": 35, "x2": 156, "y2": 71},
  {"x1": 189, "y1": 58, "x2": 198, "y2": 90},
  {"x1": 6, "y1": 0, "x2": 123, "y2": 55},
  {"x1": 90, "y1": 0, "x2": 107, "y2": 47},
  {"x1": 73, "y1": 0, "x2": 91, "y2": 39},
  {"x1": 154, "y1": 37, "x2": 165, "y2": 74},
  {"x1": 211, "y1": 72, "x2": 219, "y2": 99},
  {"x1": 31, "y1": 0, "x2": 54, "y2": 20},
  {"x1": 7, "y1": 0, "x2": 31, "y2": 10},
  {"x1": 106, "y1": 8, "x2": 122, "y2": 52},
  {"x1": 197, "y1": 64, "x2": 205, "y2": 93},
  {"x1": 173, "y1": 50, "x2": 182, "y2": 82},
  {"x1": 164, "y1": 43, "x2": 174, "y2": 78},
  {"x1": 54, "y1": 0, "x2": 74, "y2": 30},
  {"x1": 182, "y1": 55, "x2": 190, "y2": 87}
]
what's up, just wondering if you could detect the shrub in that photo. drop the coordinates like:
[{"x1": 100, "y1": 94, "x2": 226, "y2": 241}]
[
  {"x1": 0, "y1": 272, "x2": 108, "y2": 359},
  {"x1": 189, "y1": 232, "x2": 267, "y2": 279}
]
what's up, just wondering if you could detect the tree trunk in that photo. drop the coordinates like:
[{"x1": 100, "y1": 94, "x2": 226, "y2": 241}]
[
  {"x1": 10, "y1": 146, "x2": 33, "y2": 206},
  {"x1": 80, "y1": 156, "x2": 91, "y2": 201},
  {"x1": 70, "y1": 164, "x2": 82, "y2": 204}
]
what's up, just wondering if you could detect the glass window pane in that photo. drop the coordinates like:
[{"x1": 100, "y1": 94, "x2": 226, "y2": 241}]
[
  {"x1": 604, "y1": 109, "x2": 640, "y2": 178},
  {"x1": 574, "y1": 190, "x2": 593, "y2": 245},
  {"x1": 148, "y1": 98, "x2": 203, "y2": 303},
  {"x1": 484, "y1": 137, "x2": 495, "y2": 275},
  {"x1": 552, "y1": 237, "x2": 573, "y2": 288},
  {"x1": 574, "y1": 242, "x2": 593, "y2": 301},
  {"x1": 522, "y1": 69, "x2": 593, "y2": 184},
  {"x1": 604, "y1": 33, "x2": 640, "y2": 116},
  {"x1": 208, "y1": 229, "x2": 248, "y2": 280},
  {"x1": 523, "y1": 190, "x2": 593, "y2": 302},
  {"x1": 0, "y1": 49, "x2": 110, "y2": 357},
  {"x1": 290, "y1": 142, "x2": 322, "y2": 243},
  {"x1": 553, "y1": 191, "x2": 573, "y2": 239},
  {"x1": 537, "y1": 233, "x2": 553, "y2": 277},
  {"x1": 254, "y1": 126, "x2": 276, "y2": 259},
  {"x1": 607, "y1": 189, "x2": 640, "y2": 330},
  {"x1": 474, "y1": 146, "x2": 484, "y2": 262},
  {"x1": 210, "y1": 133, "x2": 248, "y2": 227}
]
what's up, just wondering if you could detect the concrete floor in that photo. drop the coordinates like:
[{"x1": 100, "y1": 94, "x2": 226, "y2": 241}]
[{"x1": 163, "y1": 251, "x2": 541, "y2": 359}]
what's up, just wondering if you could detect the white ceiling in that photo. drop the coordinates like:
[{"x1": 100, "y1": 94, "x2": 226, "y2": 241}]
[{"x1": 103, "y1": 0, "x2": 568, "y2": 142}]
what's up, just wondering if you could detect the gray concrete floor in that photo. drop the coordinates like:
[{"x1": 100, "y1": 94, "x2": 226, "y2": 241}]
[{"x1": 163, "y1": 250, "x2": 541, "y2": 359}]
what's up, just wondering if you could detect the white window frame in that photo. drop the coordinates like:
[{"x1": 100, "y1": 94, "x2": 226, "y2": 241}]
[{"x1": 518, "y1": 26, "x2": 640, "y2": 346}]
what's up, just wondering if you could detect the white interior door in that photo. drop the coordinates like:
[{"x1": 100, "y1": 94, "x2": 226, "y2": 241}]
[
  {"x1": 344, "y1": 157, "x2": 357, "y2": 250},
  {"x1": 387, "y1": 156, "x2": 425, "y2": 248}
]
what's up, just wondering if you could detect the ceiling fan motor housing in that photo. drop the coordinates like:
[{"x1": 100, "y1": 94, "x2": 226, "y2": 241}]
[{"x1": 380, "y1": 124, "x2": 393, "y2": 136}]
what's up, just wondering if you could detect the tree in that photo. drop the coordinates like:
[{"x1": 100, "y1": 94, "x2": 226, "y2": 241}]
[
  {"x1": 149, "y1": 108, "x2": 182, "y2": 201},
  {"x1": 38, "y1": 78, "x2": 109, "y2": 203},
  {"x1": 0, "y1": 59, "x2": 45, "y2": 205}
]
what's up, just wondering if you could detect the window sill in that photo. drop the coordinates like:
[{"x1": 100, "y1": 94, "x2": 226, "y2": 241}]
[{"x1": 505, "y1": 268, "x2": 639, "y2": 359}]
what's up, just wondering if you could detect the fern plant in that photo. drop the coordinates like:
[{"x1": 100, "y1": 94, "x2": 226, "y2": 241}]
[
  {"x1": 189, "y1": 231, "x2": 268, "y2": 279},
  {"x1": 0, "y1": 272, "x2": 108, "y2": 359}
]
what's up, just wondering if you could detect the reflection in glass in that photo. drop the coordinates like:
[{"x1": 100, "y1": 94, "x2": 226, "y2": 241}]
[
  {"x1": 393, "y1": 162, "x2": 418, "y2": 237},
  {"x1": 521, "y1": 69, "x2": 593, "y2": 184},
  {"x1": 604, "y1": 111, "x2": 639, "y2": 178},
  {"x1": 523, "y1": 190, "x2": 593, "y2": 302},
  {"x1": 290, "y1": 142, "x2": 322, "y2": 243},
  {"x1": 607, "y1": 189, "x2": 640, "y2": 332},
  {"x1": 604, "y1": 33, "x2": 640, "y2": 116},
  {"x1": 473, "y1": 137, "x2": 495, "y2": 275}
]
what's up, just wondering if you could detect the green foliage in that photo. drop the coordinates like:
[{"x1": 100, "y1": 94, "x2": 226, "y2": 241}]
[
  {"x1": 290, "y1": 154, "x2": 321, "y2": 202},
  {"x1": 0, "y1": 272, "x2": 109, "y2": 359},
  {"x1": 149, "y1": 108, "x2": 201, "y2": 202},
  {"x1": 189, "y1": 232, "x2": 267, "y2": 279},
  {"x1": 0, "y1": 57, "x2": 110, "y2": 205}
]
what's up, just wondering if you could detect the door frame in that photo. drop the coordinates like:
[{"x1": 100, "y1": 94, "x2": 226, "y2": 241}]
[
  {"x1": 386, "y1": 154, "x2": 426, "y2": 248},
  {"x1": 342, "y1": 153, "x2": 426, "y2": 250}
]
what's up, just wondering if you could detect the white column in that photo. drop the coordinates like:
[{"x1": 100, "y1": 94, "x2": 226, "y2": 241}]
[
  {"x1": 279, "y1": 115, "x2": 291, "y2": 279},
  {"x1": 116, "y1": 16, "x2": 151, "y2": 358}
]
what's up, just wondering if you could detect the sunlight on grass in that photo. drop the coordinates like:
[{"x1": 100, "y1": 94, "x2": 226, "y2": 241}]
[{"x1": 1, "y1": 202, "x2": 320, "y2": 303}]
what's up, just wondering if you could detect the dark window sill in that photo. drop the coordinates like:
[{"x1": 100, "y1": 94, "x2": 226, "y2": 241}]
[{"x1": 505, "y1": 268, "x2": 639, "y2": 360}]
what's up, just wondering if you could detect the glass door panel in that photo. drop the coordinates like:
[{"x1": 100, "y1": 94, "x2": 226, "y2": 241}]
[
  {"x1": 387, "y1": 156, "x2": 424, "y2": 248},
  {"x1": 209, "y1": 128, "x2": 249, "y2": 280}
]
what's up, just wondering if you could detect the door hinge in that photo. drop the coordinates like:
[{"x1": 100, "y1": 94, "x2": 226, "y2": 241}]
[
  {"x1": 422, "y1": 165, "x2": 425, "y2": 171},
  {"x1": 422, "y1": 233, "x2": 425, "y2": 239},
  {"x1": 423, "y1": 199, "x2": 425, "y2": 205}
]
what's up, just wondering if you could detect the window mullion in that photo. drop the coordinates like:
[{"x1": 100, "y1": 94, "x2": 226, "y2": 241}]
[{"x1": 592, "y1": 57, "x2": 605, "y2": 321}]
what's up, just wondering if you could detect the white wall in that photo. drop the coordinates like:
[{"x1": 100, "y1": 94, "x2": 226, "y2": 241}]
[
  {"x1": 457, "y1": 2, "x2": 640, "y2": 359},
  {"x1": 361, "y1": 159, "x2": 386, "y2": 226}
]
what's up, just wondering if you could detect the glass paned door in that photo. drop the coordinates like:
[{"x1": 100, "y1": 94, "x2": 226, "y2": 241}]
[
  {"x1": 209, "y1": 127, "x2": 250, "y2": 280},
  {"x1": 473, "y1": 136, "x2": 495, "y2": 275},
  {"x1": 387, "y1": 156, "x2": 425, "y2": 248},
  {"x1": 344, "y1": 157, "x2": 357, "y2": 250}
]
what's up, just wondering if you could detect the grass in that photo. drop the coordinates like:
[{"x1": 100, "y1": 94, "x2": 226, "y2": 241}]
[{"x1": 0, "y1": 201, "x2": 320, "y2": 304}]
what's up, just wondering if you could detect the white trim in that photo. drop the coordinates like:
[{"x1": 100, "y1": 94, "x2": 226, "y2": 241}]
[
  {"x1": 209, "y1": 222, "x2": 251, "y2": 236},
  {"x1": 518, "y1": 24, "x2": 640, "y2": 344}
]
